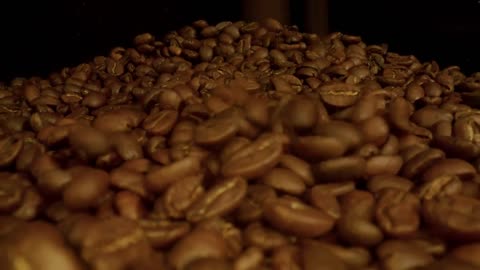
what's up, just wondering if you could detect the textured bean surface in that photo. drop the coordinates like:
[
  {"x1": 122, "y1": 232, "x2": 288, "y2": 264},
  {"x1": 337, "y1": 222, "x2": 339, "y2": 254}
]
[{"x1": 1, "y1": 18, "x2": 480, "y2": 270}]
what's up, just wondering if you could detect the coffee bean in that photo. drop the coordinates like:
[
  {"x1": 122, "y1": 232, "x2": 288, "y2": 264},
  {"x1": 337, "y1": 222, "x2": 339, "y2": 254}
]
[
  {"x1": 264, "y1": 196, "x2": 335, "y2": 237},
  {"x1": 221, "y1": 133, "x2": 285, "y2": 179},
  {"x1": 244, "y1": 222, "x2": 289, "y2": 251},
  {"x1": 62, "y1": 167, "x2": 110, "y2": 210},
  {"x1": 186, "y1": 176, "x2": 247, "y2": 222},
  {"x1": 260, "y1": 168, "x2": 306, "y2": 195},
  {"x1": 168, "y1": 228, "x2": 229, "y2": 270}
]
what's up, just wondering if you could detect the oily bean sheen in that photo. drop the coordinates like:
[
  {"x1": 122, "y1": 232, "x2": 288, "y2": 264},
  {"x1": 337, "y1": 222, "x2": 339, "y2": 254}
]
[{"x1": 2, "y1": 18, "x2": 480, "y2": 269}]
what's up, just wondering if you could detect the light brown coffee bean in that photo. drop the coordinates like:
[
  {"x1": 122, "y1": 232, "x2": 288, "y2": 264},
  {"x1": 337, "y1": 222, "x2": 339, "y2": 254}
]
[
  {"x1": 282, "y1": 97, "x2": 318, "y2": 131},
  {"x1": 146, "y1": 156, "x2": 202, "y2": 193},
  {"x1": 235, "y1": 184, "x2": 277, "y2": 224},
  {"x1": 221, "y1": 133, "x2": 285, "y2": 179},
  {"x1": 37, "y1": 168, "x2": 72, "y2": 196},
  {"x1": 81, "y1": 216, "x2": 155, "y2": 270},
  {"x1": 375, "y1": 188, "x2": 420, "y2": 237},
  {"x1": 220, "y1": 137, "x2": 251, "y2": 163},
  {"x1": 302, "y1": 239, "x2": 349, "y2": 270},
  {"x1": 0, "y1": 221, "x2": 86, "y2": 270},
  {"x1": 314, "y1": 120, "x2": 363, "y2": 150},
  {"x1": 293, "y1": 136, "x2": 348, "y2": 161},
  {"x1": 139, "y1": 219, "x2": 191, "y2": 248},
  {"x1": 367, "y1": 175, "x2": 414, "y2": 193},
  {"x1": 114, "y1": 190, "x2": 145, "y2": 220},
  {"x1": 93, "y1": 109, "x2": 145, "y2": 133},
  {"x1": 82, "y1": 91, "x2": 107, "y2": 108},
  {"x1": 244, "y1": 97, "x2": 270, "y2": 127},
  {"x1": 186, "y1": 176, "x2": 247, "y2": 222},
  {"x1": 313, "y1": 156, "x2": 367, "y2": 182},
  {"x1": 110, "y1": 167, "x2": 148, "y2": 197},
  {"x1": 401, "y1": 148, "x2": 445, "y2": 179},
  {"x1": 313, "y1": 242, "x2": 371, "y2": 268},
  {"x1": 307, "y1": 186, "x2": 341, "y2": 219},
  {"x1": 234, "y1": 246, "x2": 264, "y2": 270},
  {"x1": 318, "y1": 82, "x2": 361, "y2": 107},
  {"x1": 376, "y1": 240, "x2": 434, "y2": 270},
  {"x1": 359, "y1": 116, "x2": 390, "y2": 146},
  {"x1": 260, "y1": 168, "x2": 306, "y2": 195},
  {"x1": 380, "y1": 135, "x2": 400, "y2": 155},
  {"x1": 111, "y1": 132, "x2": 144, "y2": 160},
  {"x1": 271, "y1": 244, "x2": 302, "y2": 270},
  {"x1": 68, "y1": 124, "x2": 111, "y2": 158},
  {"x1": 170, "y1": 120, "x2": 196, "y2": 145},
  {"x1": 278, "y1": 154, "x2": 315, "y2": 186},
  {"x1": 365, "y1": 155, "x2": 403, "y2": 177},
  {"x1": 62, "y1": 167, "x2": 110, "y2": 210},
  {"x1": 143, "y1": 109, "x2": 179, "y2": 135},
  {"x1": 264, "y1": 196, "x2": 335, "y2": 237},
  {"x1": 168, "y1": 228, "x2": 229, "y2": 270},
  {"x1": 163, "y1": 174, "x2": 205, "y2": 219},
  {"x1": 434, "y1": 136, "x2": 480, "y2": 160},
  {"x1": 244, "y1": 222, "x2": 289, "y2": 251},
  {"x1": 423, "y1": 195, "x2": 480, "y2": 241},
  {"x1": 337, "y1": 191, "x2": 384, "y2": 247},
  {"x1": 194, "y1": 107, "x2": 241, "y2": 145},
  {"x1": 421, "y1": 158, "x2": 476, "y2": 182},
  {"x1": 411, "y1": 106, "x2": 453, "y2": 129},
  {"x1": 197, "y1": 217, "x2": 243, "y2": 258},
  {"x1": 416, "y1": 175, "x2": 463, "y2": 200},
  {"x1": 0, "y1": 135, "x2": 24, "y2": 167}
]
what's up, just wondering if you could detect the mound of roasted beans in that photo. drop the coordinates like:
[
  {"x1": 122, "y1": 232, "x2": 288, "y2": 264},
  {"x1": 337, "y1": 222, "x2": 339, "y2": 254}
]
[{"x1": 4, "y1": 18, "x2": 480, "y2": 270}]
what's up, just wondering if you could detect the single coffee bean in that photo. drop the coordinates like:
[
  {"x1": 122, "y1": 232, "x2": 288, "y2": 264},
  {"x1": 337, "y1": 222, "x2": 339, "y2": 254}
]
[
  {"x1": 260, "y1": 168, "x2": 306, "y2": 195},
  {"x1": 68, "y1": 124, "x2": 111, "y2": 158},
  {"x1": 221, "y1": 133, "x2": 285, "y2": 179},
  {"x1": 244, "y1": 222, "x2": 289, "y2": 251},
  {"x1": 110, "y1": 167, "x2": 148, "y2": 197},
  {"x1": 194, "y1": 107, "x2": 242, "y2": 146},
  {"x1": 367, "y1": 175, "x2": 414, "y2": 193},
  {"x1": 168, "y1": 228, "x2": 229, "y2": 270},
  {"x1": 0, "y1": 221, "x2": 87, "y2": 270},
  {"x1": 146, "y1": 156, "x2": 203, "y2": 193},
  {"x1": 264, "y1": 196, "x2": 335, "y2": 237},
  {"x1": 197, "y1": 217, "x2": 244, "y2": 258},
  {"x1": 375, "y1": 188, "x2": 421, "y2": 237},
  {"x1": 139, "y1": 218, "x2": 191, "y2": 248},
  {"x1": 234, "y1": 246, "x2": 264, "y2": 270},
  {"x1": 271, "y1": 244, "x2": 302, "y2": 270},
  {"x1": 62, "y1": 166, "x2": 110, "y2": 210},
  {"x1": 186, "y1": 176, "x2": 247, "y2": 222},
  {"x1": 423, "y1": 195, "x2": 480, "y2": 241},
  {"x1": 114, "y1": 190, "x2": 146, "y2": 220},
  {"x1": 314, "y1": 120, "x2": 363, "y2": 150},
  {"x1": 313, "y1": 156, "x2": 367, "y2": 182},
  {"x1": 163, "y1": 174, "x2": 205, "y2": 219},
  {"x1": 293, "y1": 136, "x2": 348, "y2": 161}
]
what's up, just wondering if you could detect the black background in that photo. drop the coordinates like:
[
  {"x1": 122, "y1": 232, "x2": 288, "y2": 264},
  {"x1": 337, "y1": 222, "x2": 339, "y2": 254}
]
[{"x1": 1, "y1": 0, "x2": 480, "y2": 82}]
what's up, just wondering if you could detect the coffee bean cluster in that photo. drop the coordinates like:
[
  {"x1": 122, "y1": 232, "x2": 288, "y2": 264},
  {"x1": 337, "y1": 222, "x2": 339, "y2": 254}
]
[{"x1": 2, "y1": 18, "x2": 480, "y2": 270}]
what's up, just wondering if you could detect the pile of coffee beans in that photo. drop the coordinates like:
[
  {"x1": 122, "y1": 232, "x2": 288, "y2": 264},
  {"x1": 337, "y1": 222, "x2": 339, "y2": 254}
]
[{"x1": 3, "y1": 18, "x2": 480, "y2": 270}]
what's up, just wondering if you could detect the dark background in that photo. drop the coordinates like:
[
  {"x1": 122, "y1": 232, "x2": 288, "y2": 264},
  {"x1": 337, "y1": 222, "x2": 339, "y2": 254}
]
[{"x1": 1, "y1": 0, "x2": 480, "y2": 82}]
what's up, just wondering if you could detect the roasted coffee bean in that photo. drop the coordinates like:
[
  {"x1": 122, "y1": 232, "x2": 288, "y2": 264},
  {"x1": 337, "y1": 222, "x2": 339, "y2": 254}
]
[
  {"x1": 186, "y1": 176, "x2": 247, "y2": 222},
  {"x1": 0, "y1": 221, "x2": 86, "y2": 270},
  {"x1": 375, "y1": 188, "x2": 421, "y2": 237},
  {"x1": 221, "y1": 133, "x2": 286, "y2": 179},
  {"x1": 146, "y1": 156, "x2": 203, "y2": 192},
  {"x1": 168, "y1": 228, "x2": 229, "y2": 270},
  {"x1": 62, "y1": 167, "x2": 110, "y2": 210},
  {"x1": 264, "y1": 196, "x2": 335, "y2": 237}
]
